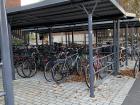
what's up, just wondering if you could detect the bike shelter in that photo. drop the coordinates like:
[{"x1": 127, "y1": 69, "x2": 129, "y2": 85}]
[{"x1": 0, "y1": 0, "x2": 137, "y2": 105}]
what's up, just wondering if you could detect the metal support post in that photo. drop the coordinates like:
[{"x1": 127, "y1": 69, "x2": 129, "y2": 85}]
[
  {"x1": 0, "y1": 30, "x2": 1, "y2": 60},
  {"x1": 49, "y1": 28, "x2": 52, "y2": 45},
  {"x1": 35, "y1": 29, "x2": 38, "y2": 46},
  {"x1": 95, "y1": 30, "x2": 98, "y2": 47},
  {"x1": 8, "y1": 24, "x2": 15, "y2": 80},
  {"x1": 72, "y1": 28, "x2": 74, "y2": 44},
  {"x1": 88, "y1": 14, "x2": 95, "y2": 97},
  {"x1": 131, "y1": 28, "x2": 134, "y2": 60},
  {"x1": 19, "y1": 29, "x2": 22, "y2": 39},
  {"x1": 23, "y1": 31, "x2": 26, "y2": 45},
  {"x1": 113, "y1": 20, "x2": 117, "y2": 74},
  {"x1": 84, "y1": 33, "x2": 86, "y2": 46},
  {"x1": 42, "y1": 34, "x2": 44, "y2": 45},
  {"x1": 21, "y1": 29, "x2": 24, "y2": 40},
  {"x1": 23, "y1": 31, "x2": 25, "y2": 44},
  {"x1": 80, "y1": 0, "x2": 98, "y2": 97},
  {"x1": 28, "y1": 32, "x2": 30, "y2": 45},
  {"x1": 116, "y1": 20, "x2": 120, "y2": 74},
  {"x1": 65, "y1": 32, "x2": 68, "y2": 46},
  {"x1": 20, "y1": 29, "x2": 22, "y2": 40},
  {"x1": 136, "y1": 28, "x2": 138, "y2": 45},
  {"x1": 68, "y1": 32, "x2": 70, "y2": 46},
  {"x1": 0, "y1": 0, "x2": 14, "y2": 104},
  {"x1": 125, "y1": 24, "x2": 128, "y2": 66},
  {"x1": 17, "y1": 29, "x2": 20, "y2": 38}
]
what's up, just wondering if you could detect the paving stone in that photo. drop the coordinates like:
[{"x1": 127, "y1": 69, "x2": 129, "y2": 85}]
[{"x1": 0, "y1": 66, "x2": 136, "y2": 105}]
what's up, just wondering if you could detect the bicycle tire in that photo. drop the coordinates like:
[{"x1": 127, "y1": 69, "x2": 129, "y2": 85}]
[
  {"x1": 134, "y1": 60, "x2": 139, "y2": 78},
  {"x1": 76, "y1": 58, "x2": 82, "y2": 75},
  {"x1": 83, "y1": 65, "x2": 99, "y2": 88},
  {"x1": 51, "y1": 62, "x2": 66, "y2": 83},
  {"x1": 15, "y1": 62, "x2": 26, "y2": 78},
  {"x1": 133, "y1": 49, "x2": 139, "y2": 61},
  {"x1": 22, "y1": 60, "x2": 36, "y2": 78},
  {"x1": 29, "y1": 61, "x2": 37, "y2": 77},
  {"x1": 44, "y1": 61, "x2": 54, "y2": 82}
]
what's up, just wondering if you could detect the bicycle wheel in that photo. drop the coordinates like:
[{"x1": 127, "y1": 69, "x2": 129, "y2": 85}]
[
  {"x1": 133, "y1": 48, "x2": 139, "y2": 61},
  {"x1": 76, "y1": 58, "x2": 82, "y2": 75},
  {"x1": 44, "y1": 61, "x2": 54, "y2": 82},
  {"x1": 22, "y1": 60, "x2": 36, "y2": 78},
  {"x1": 84, "y1": 65, "x2": 98, "y2": 88},
  {"x1": 29, "y1": 61, "x2": 37, "y2": 77},
  {"x1": 15, "y1": 62, "x2": 26, "y2": 78},
  {"x1": 134, "y1": 60, "x2": 139, "y2": 78},
  {"x1": 51, "y1": 62, "x2": 66, "y2": 83}
]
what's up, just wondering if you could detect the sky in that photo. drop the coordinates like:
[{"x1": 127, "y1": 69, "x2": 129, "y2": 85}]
[{"x1": 21, "y1": 0, "x2": 44, "y2": 6}]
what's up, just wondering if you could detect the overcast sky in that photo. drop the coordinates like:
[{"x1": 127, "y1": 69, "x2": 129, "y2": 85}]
[{"x1": 21, "y1": 0, "x2": 44, "y2": 6}]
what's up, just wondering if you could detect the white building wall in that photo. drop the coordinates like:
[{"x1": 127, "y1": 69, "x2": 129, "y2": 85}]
[{"x1": 52, "y1": 32, "x2": 96, "y2": 45}]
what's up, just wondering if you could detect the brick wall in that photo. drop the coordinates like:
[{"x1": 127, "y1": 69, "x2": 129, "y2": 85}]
[{"x1": 6, "y1": 0, "x2": 21, "y2": 8}]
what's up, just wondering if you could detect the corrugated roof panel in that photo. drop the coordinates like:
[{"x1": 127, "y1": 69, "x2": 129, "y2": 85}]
[{"x1": 7, "y1": 0, "x2": 136, "y2": 28}]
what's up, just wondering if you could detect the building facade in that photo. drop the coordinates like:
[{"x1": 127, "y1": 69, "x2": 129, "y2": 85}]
[
  {"x1": 6, "y1": 0, "x2": 44, "y2": 8},
  {"x1": 6, "y1": 0, "x2": 21, "y2": 8}
]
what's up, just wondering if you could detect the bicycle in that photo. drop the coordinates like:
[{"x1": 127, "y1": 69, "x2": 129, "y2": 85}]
[
  {"x1": 44, "y1": 52, "x2": 61, "y2": 82},
  {"x1": 44, "y1": 46, "x2": 71, "y2": 82},
  {"x1": 51, "y1": 48, "x2": 83, "y2": 83},
  {"x1": 83, "y1": 49, "x2": 114, "y2": 88},
  {"x1": 13, "y1": 45, "x2": 36, "y2": 78},
  {"x1": 83, "y1": 54, "x2": 103, "y2": 88},
  {"x1": 14, "y1": 55, "x2": 36, "y2": 78}
]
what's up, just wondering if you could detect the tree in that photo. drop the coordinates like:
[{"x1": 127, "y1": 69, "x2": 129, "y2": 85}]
[{"x1": 120, "y1": 0, "x2": 140, "y2": 16}]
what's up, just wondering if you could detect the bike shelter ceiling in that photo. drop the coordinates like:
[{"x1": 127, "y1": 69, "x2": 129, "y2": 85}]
[{"x1": 7, "y1": 0, "x2": 136, "y2": 29}]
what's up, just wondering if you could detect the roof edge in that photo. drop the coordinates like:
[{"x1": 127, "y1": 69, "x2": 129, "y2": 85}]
[
  {"x1": 124, "y1": 12, "x2": 136, "y2": 18},
  {"x1": 7, "y1": 0, "x2": 69, "y2": 14},
  {"x1": 110, "y1": 0, "x2": 136, "y2": 18}
]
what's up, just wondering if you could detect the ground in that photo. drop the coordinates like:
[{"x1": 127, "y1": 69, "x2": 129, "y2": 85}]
[
  {"x1": 0, "y1": 60, "x2": 136, "y2": 105},
  {"x1": 0, "y1": 75, "x2": 135, "y2": 105}
]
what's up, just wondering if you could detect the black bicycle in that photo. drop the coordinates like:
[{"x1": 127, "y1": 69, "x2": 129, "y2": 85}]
[{"x1": 51, "y1": 48, "x2": 83, "y2": 83}]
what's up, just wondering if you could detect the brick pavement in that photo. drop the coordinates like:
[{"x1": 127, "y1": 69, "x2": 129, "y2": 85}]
[
  {"x1": 0, "y1": 75, "x2": 135, "y2": 105},
  {"x1": 0, "y1": 59, "x2": 136, "y2": 105}
]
